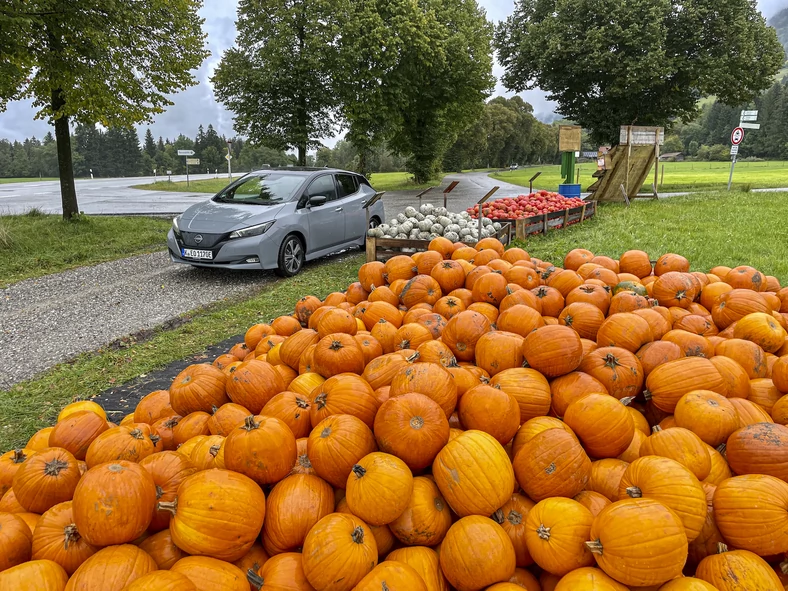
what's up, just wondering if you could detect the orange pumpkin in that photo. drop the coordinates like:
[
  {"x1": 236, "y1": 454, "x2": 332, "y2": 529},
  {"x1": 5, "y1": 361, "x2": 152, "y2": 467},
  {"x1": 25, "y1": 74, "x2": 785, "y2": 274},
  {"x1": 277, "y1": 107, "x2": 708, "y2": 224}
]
[
  {"x1": 47, "y1": 413, "x2": 109, "y2": 462},
  {"x1": 170, "y1": 556, "x2": 247, "y2": 591},
  {"x1": 169, "y1": 364, "x2": 228, "y2": 415},
  {"x1": 553, "y1": 567, "x2": 628, "y2": 590},
  {"x1": 513, "y1": 428, "x2": 590, "y2": 502},
  {"x1": 564, "y1": 394, "x2": 635, "y2": 458},
  {"x1": 596, "y1": 312, "x2": 654, "y2": 352},
  {"x1": 0, "y1": 513, "x2": 33, "y2": 571},
  {"x1": 63, "y1": 544, "x2": 157, "y2": 591},
  {"x1": 0, "y1": 559, "x2": 69, "y2": 590},
  {"x1": 524, "y1": 497, "x2": 595, "y2": 575},
  {"x1": 389, "y1": 362, "x2": 458, "y2": 418},
  {"x1": 162, "y1": 469, "x2": 266, "y2": 562},
  {"x1": 695, "y1": 544, "x2": 783, "y2": 591},
  {"x1": 310, "y1": 373, "x2": 380, "y2": 428},
  {"x1": 672, "y1": 390, "x2": 739, "y2": 447},
  {"x1": 587, "y1": 459, "x2": 630, "y2": 502},
  {"x1": 586, "y1": 498, "x2": 687, "y2": 587},
  {"x1": 715, "y1": 338, "x2": 768, "y2": 379},
  {"x1": 353, "y1": 560, "x2": 428, "y2": 591},
  {"x1": 346, "y1": 452, "x2": 413, "y2": 526},
  {"x1": 618, "y1": 456, "x2": 706, "y2": 541},
  {"x1": 433, "y1": 430, "x2": 515, "y2": 517},
  {"x1": 386, "y1": 546, "x2": 449, "y2": 591},
  {"x1": 710, "y1": 355, "x2": 752, "y2": 398},
  {"x1": 308, "y1": 414, "x2": 378, "y2": 489},
  {"x1": 439, "y1": 515, "x2": 516, "y2": 591},
  {"x1": 639, "y1": 426, "x2": 711, "y2": 480},
  {"x1": 458, "y1": 384, "x2": 520, "y2": 445},
  {"x1": 712, "y1": 289, "x2": 771, "y2": 329},
  {"x1": 302, "y1": 513, "x2": 378, "y2": 591},
  {"x1": 373, "y1": 393, "x2": 449, "y2": 471},
  {"x1": 12, "y1": 447, "x2": 81, "y2": 514},
  {"x1": 31, "y1": 501, "x2": 96, "y2": 575},
  {"x1": 645, "y1": 357, "x2": 725, "y2": 413},
  {"x1": 224, "y1": 415, "x2": 296, "y2": 485},
  {"x1": 522, "y1": 325, "x2": 583, "y2": 378},
  {"x1": 389, "y1": 476, "x2": 452, "y2": 547},
  {"x1": 225, "y1": 359, "x2": 285, "y2": 414},
  {"x1": 725, "y1": 422, "x2": 788, "y2": 482},
  {"x1": 580, "y1": 347, "x2": 644, "y2": 400},
  {"x1": 573, "y1": 491, "x2": 612, "y2": 517},
  {"x1": 0, "y1": 449, "x2": 32, "y2": 496},
  {"x1": 138, "y1": 529, "x2": 188, "y2": 569},
  {"x1": 207, "y1": 403, "x2": 250, "y2": 437}
]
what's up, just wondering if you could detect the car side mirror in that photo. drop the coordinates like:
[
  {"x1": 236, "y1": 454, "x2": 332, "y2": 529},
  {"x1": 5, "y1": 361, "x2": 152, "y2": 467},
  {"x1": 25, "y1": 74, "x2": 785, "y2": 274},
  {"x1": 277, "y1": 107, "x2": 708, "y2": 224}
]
[{"x1": 309, "y1": 195, "x2": 327, "y2": 207}]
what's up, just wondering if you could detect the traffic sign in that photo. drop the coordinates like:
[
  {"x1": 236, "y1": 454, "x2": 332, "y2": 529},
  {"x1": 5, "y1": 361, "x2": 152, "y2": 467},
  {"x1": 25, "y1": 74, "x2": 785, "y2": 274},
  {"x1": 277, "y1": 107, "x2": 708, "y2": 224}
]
[
  {"x1": 741, "y1": 110, "x2": 758, "y2": 117},
  {"x1": 731, "y1": 127, "x2": 744, "y2": 145},
  {"x1": 225, "y1": 153, "x2": 232, "y2": 161},
  {"x1": 740, "y1": 115, "x2": 758, "y2": 122},
  {"x1": 177, "y1": 149, "x2": 195, "y2": 156},
  {"x1": 740, "y1": 123, "x2": 761, "y2": 130},
  {"x1": 730, "y1": 145, "x2": 739, "y2": 155},
  {"x1": 186, "y1": 158, "x2": 200, "y2": 165}
]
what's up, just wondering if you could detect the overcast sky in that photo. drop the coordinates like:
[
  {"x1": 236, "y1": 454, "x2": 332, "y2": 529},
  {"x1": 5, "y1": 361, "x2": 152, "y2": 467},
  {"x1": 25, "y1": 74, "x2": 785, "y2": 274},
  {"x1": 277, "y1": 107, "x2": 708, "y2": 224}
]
[{"x1": 0, "y1": 0, "x2": 784, "y2": 144}]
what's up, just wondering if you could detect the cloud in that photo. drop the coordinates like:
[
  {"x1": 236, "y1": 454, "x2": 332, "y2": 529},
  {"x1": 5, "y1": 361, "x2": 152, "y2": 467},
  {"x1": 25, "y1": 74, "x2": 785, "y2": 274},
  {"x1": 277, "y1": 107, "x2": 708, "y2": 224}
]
[{"x1": 0, "y1": 0, "x2": 783, "y2": 143}]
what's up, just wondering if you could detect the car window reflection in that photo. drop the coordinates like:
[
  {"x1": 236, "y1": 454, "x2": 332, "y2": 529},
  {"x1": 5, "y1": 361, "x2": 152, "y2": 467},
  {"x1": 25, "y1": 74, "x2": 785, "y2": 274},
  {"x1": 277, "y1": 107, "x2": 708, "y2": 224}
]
[{"x1": 214, "y1": 174, "x2": 303, "y2": 205}]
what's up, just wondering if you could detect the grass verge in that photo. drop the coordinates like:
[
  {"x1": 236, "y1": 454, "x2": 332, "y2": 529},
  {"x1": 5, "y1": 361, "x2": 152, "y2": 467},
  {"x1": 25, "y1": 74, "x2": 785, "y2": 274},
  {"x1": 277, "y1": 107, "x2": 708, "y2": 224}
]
[
  {"x1": 0, "y1": 177, "x2": 59, "y2": 184},
  {"x1": 131, "y1": 176, "x2": 244, "y2": 194},
  {"x1": 367, "y1": 172, "x2": 446, "y2": 192},
  {"x1": 514, "y1": 190, "x2": 788, "y2": 283},
  {"x1": 0, "y1": 213, "x2": 171, "y2": 288},
  {"x1": 0, "y1": 254, "x2": 363, "y2": 449},
  {"x1": 492, "y1": 160, "x2": 788, "y2": 193}
]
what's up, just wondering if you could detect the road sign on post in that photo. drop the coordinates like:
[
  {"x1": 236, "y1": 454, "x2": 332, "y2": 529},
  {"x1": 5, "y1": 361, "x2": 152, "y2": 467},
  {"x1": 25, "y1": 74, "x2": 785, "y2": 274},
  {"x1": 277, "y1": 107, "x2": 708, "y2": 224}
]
[
  {"x1": 177, "y1": 149, "x2": 195, "y2": 156},
  {"x1": 731, "y1": 127, "x2": 744, "y2": 145},
  {"x1": 730, "y1": 145, "x2": 739, "y2": 155},
  {"x1": 186, "y1": 158, "x2": 200, "y2": 165}
]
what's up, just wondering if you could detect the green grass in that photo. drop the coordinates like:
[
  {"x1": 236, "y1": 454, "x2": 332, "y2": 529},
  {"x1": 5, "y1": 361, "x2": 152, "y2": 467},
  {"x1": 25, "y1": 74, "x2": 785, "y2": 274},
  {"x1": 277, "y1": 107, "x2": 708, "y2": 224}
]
[
  {"x1": 131, "y1": 177, "x2": 245, "y2": 194},
  {"x1": 492, "y1": 160, "x2": 788, "y2": 193},
  {"x1": 0, "y1": 254, "x2": 363, "y2": 449},
  {"x1": 513, "y1": 190, "x2": 788, "y2": 283},
  {"x1": 0, "y1": 213, "x2": 171, "y2": 288},
  {"x1": 0, "y1": 177, "x2": 59, "y2": 184},
  {"x1": 367, "y1": 171, "x2": 446, "y2": 192}
]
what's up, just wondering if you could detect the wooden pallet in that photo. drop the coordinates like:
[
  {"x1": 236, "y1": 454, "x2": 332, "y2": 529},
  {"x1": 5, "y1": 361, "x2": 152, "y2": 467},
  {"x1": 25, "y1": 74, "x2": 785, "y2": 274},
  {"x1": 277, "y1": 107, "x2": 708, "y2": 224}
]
[
  {"x1": 365, "y1": 223, "x2": 512, "y2": 263},
  {"x1": 506, "y1": 201, "x2": 597, "y2": 240}
]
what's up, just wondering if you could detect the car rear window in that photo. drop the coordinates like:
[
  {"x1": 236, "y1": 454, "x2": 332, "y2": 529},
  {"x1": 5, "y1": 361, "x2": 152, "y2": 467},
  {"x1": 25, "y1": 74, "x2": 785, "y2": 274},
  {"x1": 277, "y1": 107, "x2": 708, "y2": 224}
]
[{"x1": 336, "y1": 174, "x2": 359, "y2": 197}]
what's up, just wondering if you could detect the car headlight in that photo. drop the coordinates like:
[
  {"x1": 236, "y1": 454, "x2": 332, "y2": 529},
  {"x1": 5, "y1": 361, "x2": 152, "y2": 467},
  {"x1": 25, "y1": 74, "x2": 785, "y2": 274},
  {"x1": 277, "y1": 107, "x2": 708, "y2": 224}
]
[
  {"x1": 229, "y1": 221, "x2": 275, "y2": 239},
  {"x1": 172, "y1": 216, "x2": 182, "y2": 237}
]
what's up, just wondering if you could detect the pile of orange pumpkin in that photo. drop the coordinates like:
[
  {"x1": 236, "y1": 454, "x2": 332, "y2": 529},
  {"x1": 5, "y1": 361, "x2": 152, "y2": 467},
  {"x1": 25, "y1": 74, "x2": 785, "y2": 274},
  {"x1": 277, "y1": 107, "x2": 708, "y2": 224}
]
[{"x1": 2, "y1": 237, "x2": 788, "y2": 591}]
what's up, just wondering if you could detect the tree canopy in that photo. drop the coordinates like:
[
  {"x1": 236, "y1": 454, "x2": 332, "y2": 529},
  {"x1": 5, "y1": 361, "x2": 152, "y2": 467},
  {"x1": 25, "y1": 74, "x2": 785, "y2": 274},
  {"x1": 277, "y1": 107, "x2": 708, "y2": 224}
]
[
  {"x1": 0, "y1": 1, "x2": 208, "y2": 218},
  {"x1": 495, "y1": 0, "x2": 785, "y2": 144}
]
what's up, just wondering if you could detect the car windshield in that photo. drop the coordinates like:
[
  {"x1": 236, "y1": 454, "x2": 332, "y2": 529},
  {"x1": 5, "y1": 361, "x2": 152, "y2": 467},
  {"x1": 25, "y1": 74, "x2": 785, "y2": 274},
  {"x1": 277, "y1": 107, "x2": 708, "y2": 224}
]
[{"x1": 213, "y1": 173, "x2": 304, "y2": 205}]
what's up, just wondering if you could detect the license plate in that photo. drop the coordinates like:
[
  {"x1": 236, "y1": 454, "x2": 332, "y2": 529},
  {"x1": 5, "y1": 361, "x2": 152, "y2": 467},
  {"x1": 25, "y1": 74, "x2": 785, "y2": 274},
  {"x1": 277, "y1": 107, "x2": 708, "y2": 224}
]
[{"x1": 181, "y1": 248, "x2": 213, "y2": 260}]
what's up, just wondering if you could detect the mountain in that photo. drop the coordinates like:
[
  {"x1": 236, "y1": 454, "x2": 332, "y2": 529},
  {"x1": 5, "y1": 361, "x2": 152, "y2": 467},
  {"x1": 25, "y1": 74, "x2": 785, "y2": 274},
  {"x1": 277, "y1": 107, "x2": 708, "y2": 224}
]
[{"x1": 769, "y1": 6, "x2": 788, "y2": 57}]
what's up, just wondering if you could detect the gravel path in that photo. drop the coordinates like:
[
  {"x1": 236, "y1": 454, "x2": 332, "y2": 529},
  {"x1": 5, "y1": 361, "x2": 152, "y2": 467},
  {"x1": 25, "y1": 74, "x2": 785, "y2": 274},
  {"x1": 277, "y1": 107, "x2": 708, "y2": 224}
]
[{"x1": 0, "y1": 252, "x2": 275, "y2": 389}]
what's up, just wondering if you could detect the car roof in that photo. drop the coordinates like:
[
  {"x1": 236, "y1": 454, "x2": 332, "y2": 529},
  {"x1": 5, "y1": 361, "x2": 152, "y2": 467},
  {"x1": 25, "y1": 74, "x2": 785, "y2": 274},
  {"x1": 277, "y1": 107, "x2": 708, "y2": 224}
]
[{"x1": 249, "y1": 167, "x2": 359, "y2": 176}]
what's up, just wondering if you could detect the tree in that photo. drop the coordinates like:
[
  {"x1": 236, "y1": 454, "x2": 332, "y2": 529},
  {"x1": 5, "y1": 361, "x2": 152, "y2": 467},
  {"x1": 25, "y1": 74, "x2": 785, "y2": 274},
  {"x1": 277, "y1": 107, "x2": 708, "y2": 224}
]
[
  {"x1": 212, "y1": 0, "x2": 341, "y2": 165},
  {"x1": 496, "y1": 0, "x2": 785, "y2": 145},
  {"x1": 143, "y1": 129, "x2": 157, "y2": 159},
  {"x1": 0, "y1": 1, "x2": 208, "y2": 219}
]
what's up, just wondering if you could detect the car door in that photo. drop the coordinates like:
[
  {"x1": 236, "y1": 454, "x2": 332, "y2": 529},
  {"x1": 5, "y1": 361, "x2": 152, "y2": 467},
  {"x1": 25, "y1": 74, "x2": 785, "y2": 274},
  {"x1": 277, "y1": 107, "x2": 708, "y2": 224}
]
[
  {"x1": 303, "y1": 174, "x2": 343, "y2": 253},
  {"x1": 335, "y1": 173, "x2": 366, "y2": 242}
]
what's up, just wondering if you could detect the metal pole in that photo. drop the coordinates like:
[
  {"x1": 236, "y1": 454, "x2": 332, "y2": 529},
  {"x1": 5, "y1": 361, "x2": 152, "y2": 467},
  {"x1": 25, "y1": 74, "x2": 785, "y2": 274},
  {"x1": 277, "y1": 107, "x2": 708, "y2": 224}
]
[
  {"x1": 186, "y1": 161, "x2": 190, "y2": 188},
  {"x1": 227, "y1": 141, "x2": 232, "y2": 180},
  {"x1": 727, "y1": 154, "x2": 737, "y2": 191}
]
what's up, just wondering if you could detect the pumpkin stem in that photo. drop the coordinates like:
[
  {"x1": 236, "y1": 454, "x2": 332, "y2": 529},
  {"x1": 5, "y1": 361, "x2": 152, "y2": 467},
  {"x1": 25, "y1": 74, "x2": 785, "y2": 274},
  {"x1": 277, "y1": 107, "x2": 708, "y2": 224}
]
[
  {"x1": 157, "y1": 499, "x2": 178, "y2": 515},
  {"x1": 619, "y1": 396, "x2": 634, "y2": 406},
  {"x1": 716, "y1": 443, "x2": 727, "y2": 458},
  {"x1": 716, "y1": 542, "x2": 728, "y2": 554},
  {"x1": 434, "y1": 497, "x2": 444, "y2": 511},
  {"x1": 314, "y1": 393, "x2": 328, "y2": 410},
  {"x1": 585, "y1": 540, "x2": 603, "y2": 555},
  {"x1": 536, "y1": 524, "x2": 551, "y2": 540},
  {"x1": 507, "y1": 510, "x2": 522, "y2": 526},
  {"x1": 209, "y1": 445, "x2": 221, "y2": 458},
  {"x1": 165, "y1": 417, "x2": 181, "y2": 429},
  {"x1": 651, "y1": 425, "x2": 662, "y2": 433},
  {"x1": 491, "y1": 509, "x2": 505, "y2": 524},
  {"x1": 642, "y1": 390, "x2": 652, "y2": 401},
  {"x1": 352, "y1": 464, "x2": 366, "y2": 479},
  {"x1": 329, "y1": 340, "x2": 344, "y2": 351},
  {"x1": 406, "y1": 351, "x2": 420, "y2": 363},
  {"x1": 603, "y1": 353, "x2": 621, "y2": 370},
  {"x1": 246, "y1": 569, "x2": 264, "y2": 590},
  {"x1": 320, "y1": 426, "x2": 332, "y2": 439},
  {"x1": 399, "y1": 339, "x2": 411, "y2": 349},
  {"x1": 211, "y1": 405, "x2": 219, "y2": 414},
  {"x1": 780, "y1": 560, "x2": 788, "y2": 575},
  {"x1": 44, "y1": 458, "x2": 70, "y2": 477},
  {"x1": 155, "y1": 485, "x2": 164, "y2": 500},
  {"x1": 63, "y1": 524, "x2": 81, "y2": 550},
  {"x1": 626, "y1": 486, "x2": 643, "y2": 498},
  {"x1": 11, "y1": 449, "x2": 27, "y2": 464},
  {"x1": 350, "y1": 526, "x2": 365, "y2": 544},
  {"x1": 297, "y1": 454, "x2": 313, "y2": 469},
  {"x1": 409, "y1": 416, "x2": 424, "y2": 430},
  {"x1": 129, "y1": 428, "x2": 145, "y2": 440},
  {"x1": 295, "y1": 397, "x2": 310, "y2": 409},
  {"x1": 241, "y1": 415, "x2": 260, "y2": 431},
  {"x1": 149, "y1": 434, "x2": 161, "y2": 446}
]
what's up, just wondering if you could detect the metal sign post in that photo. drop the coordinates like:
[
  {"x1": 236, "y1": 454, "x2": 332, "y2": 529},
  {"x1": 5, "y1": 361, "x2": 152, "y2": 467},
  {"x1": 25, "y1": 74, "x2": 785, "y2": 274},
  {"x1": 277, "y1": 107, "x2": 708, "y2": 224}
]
[
  {"x1": 443, "y1": 181, "x2": 459, "y2": 208},
  {"x1": 529, "y1": 172, "x2": 541, "y2": 194},
  {"x1": 728, "y1": 126, "x2": 746, "y2": 191},
  {"x1": 416, "y1": 187, "x2": 433, "y2": 210},
  {"x1": 476, "y1": 187, "x2": 499, "y2": 239}
]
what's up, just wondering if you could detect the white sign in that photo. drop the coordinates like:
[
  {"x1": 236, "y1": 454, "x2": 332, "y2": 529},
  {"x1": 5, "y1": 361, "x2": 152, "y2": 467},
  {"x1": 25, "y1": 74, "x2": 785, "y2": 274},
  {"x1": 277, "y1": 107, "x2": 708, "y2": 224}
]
[
  {"x1": 730, "y1": 145, "x2": 739, "y2": 155},
  {"x1": 740, "y1": 115, "x2": 758, "y2": 122},
  {"x1": 177, "y1": 149, "x2": 195, "y2": 156},
  {"x1": 166, "y1": 170, "x2": 172, "y2": 175},
  {"x1": 731, "y1": 127, "x2": 744, "y2": 145},
  {"x1": 225, "y1": 153, "x2": 232, "y2": 161},
  {"x1": 740, "y1": 123, "x2": 761, "y2": 130},
  {"x1": 741, "y1": 110, "x2": 758, "y2": 117},
  {"x1": 186, "y1": 158, "x2": 200, "y2": 165}
]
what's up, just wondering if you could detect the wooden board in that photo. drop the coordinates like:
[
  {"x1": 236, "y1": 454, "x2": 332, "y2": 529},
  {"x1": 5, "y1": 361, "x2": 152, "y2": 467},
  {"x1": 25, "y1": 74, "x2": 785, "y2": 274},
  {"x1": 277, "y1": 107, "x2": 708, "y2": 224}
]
[
  {"x1": 587, "y1": 146, "x2": 657, "y2": 203},
  {"x1": 559, "y1": 125, "x2": 582, "y2": 152},
  {"x1": 366, "y1": 224, "x2": 512, "y2": 263},
  {"x1": 512, "y1": 201, "x2": 596, "y2": 240}
]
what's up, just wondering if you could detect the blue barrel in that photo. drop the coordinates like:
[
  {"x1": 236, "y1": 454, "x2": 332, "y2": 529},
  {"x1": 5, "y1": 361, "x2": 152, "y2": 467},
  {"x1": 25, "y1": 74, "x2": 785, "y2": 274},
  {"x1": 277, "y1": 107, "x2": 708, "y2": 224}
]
[{"x1": 558, "y1": 183, "x2": 582, "y2": 199}]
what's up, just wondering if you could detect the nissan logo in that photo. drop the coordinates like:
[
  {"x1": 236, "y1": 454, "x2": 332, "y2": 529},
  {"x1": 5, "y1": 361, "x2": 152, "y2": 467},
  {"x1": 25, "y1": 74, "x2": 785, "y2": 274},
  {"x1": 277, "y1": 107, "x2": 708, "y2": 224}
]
[{"x1": 194, "y1": 234, "x2": 203, "y2": 244}]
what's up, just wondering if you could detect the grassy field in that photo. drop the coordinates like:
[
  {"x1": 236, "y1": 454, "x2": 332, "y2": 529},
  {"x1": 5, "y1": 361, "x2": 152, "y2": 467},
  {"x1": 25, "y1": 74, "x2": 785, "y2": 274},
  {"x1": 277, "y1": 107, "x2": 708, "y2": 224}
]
[
  {"x1": 515, "y1": 190, "x2": 788, "y2": 283},
  {"x1": 132, "y1": 176, "x2": 245, "y2": 194},
  {"x1": 0, "y1": 212, "x2": 171, "y2": 288},
  {"x1": 0, "y1": 177, "x2": 59, "y2": 184},
  {"x1": 0, "y1": 254, "x2": 363, "y2": 449},
  {"x1": 492, "y1": 160, "x2": 788, "y2": 193},
  {"x1": 367, "y1": 172, "x2": 446, "y2": 192}
]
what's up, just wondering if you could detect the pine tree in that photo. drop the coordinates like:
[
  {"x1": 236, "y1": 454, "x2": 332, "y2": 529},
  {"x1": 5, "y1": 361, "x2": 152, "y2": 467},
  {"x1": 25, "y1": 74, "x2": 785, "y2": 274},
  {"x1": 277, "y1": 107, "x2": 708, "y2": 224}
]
[{"x1": 144, "y1": 129, "x2": 157, "y2": 158}]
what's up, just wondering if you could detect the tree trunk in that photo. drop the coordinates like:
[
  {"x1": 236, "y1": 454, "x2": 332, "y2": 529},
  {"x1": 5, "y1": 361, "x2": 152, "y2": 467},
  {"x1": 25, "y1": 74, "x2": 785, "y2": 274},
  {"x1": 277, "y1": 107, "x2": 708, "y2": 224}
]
[
  {"x1": 51, "y1": 88, "x2": 79, "y2": 220},
  {"x1": 358, "y1": 149, "x2": 368, "y2": 178},
  {"x1": 298, "y1": 144, "x2": 306, "y2": 166}
]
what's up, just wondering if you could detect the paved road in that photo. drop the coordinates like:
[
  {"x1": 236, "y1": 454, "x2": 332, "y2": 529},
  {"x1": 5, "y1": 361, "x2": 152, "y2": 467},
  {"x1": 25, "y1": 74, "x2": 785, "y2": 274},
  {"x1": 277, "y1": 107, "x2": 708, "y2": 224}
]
[{"x1": 0, "y1": 173, "x2": 223, "y2": 215}]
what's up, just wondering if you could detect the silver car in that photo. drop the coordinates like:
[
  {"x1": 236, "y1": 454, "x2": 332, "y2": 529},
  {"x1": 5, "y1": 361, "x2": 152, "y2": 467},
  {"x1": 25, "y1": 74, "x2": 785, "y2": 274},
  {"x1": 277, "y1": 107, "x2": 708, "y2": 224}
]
[{"x1": 167, "y1": 167, "x2": 384, "y2": 276}]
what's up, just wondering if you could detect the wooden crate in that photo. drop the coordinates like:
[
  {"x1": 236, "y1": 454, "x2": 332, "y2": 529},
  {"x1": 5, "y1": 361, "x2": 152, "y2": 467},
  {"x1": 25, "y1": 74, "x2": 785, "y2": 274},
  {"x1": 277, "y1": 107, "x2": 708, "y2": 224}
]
[
  {"x1": 365, "y1": 223, "x2": 512, "y2": 263},
  {"x1": 510, "y1": 201, "x2": 597, "y2": 240}
]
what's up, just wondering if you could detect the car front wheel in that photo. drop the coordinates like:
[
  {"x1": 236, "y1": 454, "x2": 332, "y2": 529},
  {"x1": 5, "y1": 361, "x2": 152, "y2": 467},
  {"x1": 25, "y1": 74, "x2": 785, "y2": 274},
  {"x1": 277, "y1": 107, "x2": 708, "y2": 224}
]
[{"x1": 276, "y1": 234, "x2": 305, "y2": 277}]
